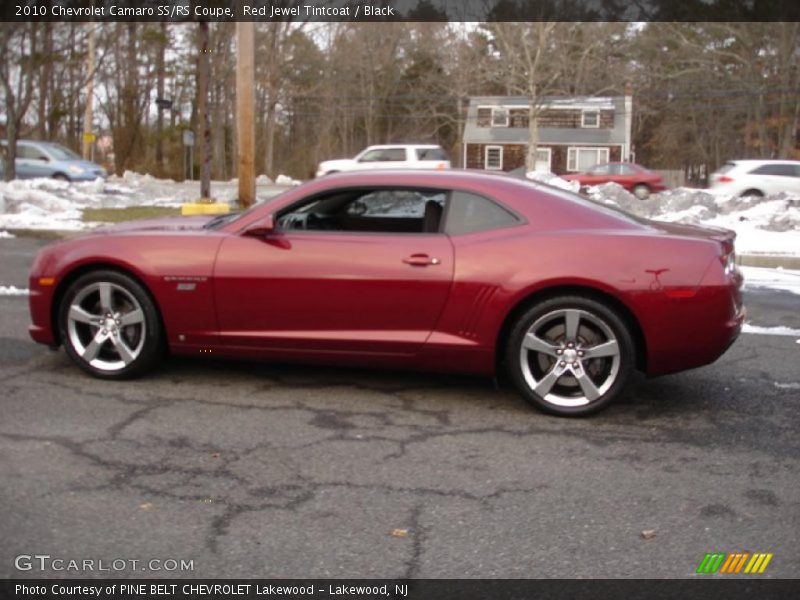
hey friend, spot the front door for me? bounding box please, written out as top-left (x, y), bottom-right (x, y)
top-left (213, 188), bottom-right (454, 355)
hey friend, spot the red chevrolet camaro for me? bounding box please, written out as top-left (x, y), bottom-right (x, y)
top-left (28, 170), bottom-right (744, 416)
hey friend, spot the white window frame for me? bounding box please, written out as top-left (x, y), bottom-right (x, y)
top-left (485, 145), bottom-right (503, 170)
top-left (581, 110), bottom-right (600, 128)
top-left (491, 107), bottom-right (509, 127)
top-left (567, 147), bottom-right (610, 172)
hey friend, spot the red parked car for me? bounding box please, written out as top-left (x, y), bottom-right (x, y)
top-left (28, 170), bottom-right (743, 416)
top-left (562, 162), bottom-right (667, 199)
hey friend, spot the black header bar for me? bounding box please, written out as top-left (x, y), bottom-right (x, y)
top-left (3, 0), bottom-right (800, 22)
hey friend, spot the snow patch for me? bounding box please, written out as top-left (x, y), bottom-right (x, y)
top-left (742, 324), bottom-right (800, 337)
top-left (0, 230), bottom-right (15, 238)
top-left (0, 285), bottom-right (29, 296)
top-left (741, 266), bottom-right (800, 296)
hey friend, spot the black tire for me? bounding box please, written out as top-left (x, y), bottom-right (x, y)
top-left (58, 270), bottom-right (164, 379)
top-left (52, 173), bottom-right (70, 182)
top-left (632, 184), bottom-right (651, 200)
top-left (740, 189), bottom-right (764, 198)
top-left (505, 296), bottom-right (635, 417)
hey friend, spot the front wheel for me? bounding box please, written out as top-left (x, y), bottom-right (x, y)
top-left (58, 270), bottom-right (164, 379)
top-left (506, 296), bottom-right (635, 416)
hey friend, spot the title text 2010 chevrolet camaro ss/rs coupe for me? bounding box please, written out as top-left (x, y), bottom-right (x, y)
top-left (28, 170), bottom-right (745, 416)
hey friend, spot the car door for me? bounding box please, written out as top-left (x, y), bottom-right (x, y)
top-left (16, 143), bottom-right (54, 179)
top-left (212, 187), bottom-right (454, 355)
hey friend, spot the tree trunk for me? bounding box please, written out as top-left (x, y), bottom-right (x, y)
top-left (197, 21), bottom-right (212, 199)
top-left (155, 22), bottom-right (166, 175)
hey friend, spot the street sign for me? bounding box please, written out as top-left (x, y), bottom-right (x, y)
top-left (182, 130), bottom-right (195, 146)
top-left (83, 132), bottom-right (96, 143)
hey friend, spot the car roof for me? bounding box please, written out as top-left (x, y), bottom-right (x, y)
top-left (725, 159), bottom-right (800, 165)
top-left (363, 144), bottom-right (442, 150)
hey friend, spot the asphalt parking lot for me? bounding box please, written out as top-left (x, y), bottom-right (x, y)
top-left (1, 236), bottom-right (798, 579)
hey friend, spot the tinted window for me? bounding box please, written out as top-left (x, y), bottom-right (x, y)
top-left (278, 188), bottom-right (446, 234)
top-left (382, 148), bottom-right (407, 162)
top-left (444, 191), bottom-right (519, 235)
top-left (416, 147), bottom-right (447, 161)
top-left (750, 163), bottom-right (798, 177)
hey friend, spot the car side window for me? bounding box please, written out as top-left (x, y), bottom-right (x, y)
top-left (277, 188), bottom-right (447, 234)
top-left (444, 190), bottom-right (520, 235)
top-left (18, 145), bottom-right (47, 161)
top-left (382, 148), bottom-right (407, 162)
top-left (751, 164), bottom-right (797, 177)
top-left (358, 150), bottom-right (384, 163)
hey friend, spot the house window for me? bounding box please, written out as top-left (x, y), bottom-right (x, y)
top-left (567, 147), bottom-right (610, 172)
top-left (491, 108), bottom-right (509, 127)
top-left (485, 146), bottom-right (503, 170)
top-left (581, 110), bottom-right (600, 128)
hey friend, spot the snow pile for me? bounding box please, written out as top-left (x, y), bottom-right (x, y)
top-left (0, 285), bottom-right (29, 296)
top-left (0, 179), bottom-right (87, 230)
top-left (0, 230), bottom-right (15, 238)
top-left (526, 170), bottom-right (581, 193)
top-left (275, 174), bottom-right (301, 186)
top-left (256, 174), bottom-right (273, 185)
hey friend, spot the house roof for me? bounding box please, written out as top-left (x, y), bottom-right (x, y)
top-left (463, 95), bottom-right (630, 146)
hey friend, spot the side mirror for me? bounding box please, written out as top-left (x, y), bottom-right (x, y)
top-left (243, 214), bottom-right (275, 237)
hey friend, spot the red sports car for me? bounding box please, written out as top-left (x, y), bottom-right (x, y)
top-left (562, 162), bottom-right (667, 199)
top-left (28, 170), bottom-right (744, 416)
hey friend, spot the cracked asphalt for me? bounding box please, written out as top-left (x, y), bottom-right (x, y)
top-left (1, 237), bottom-right (799, 579)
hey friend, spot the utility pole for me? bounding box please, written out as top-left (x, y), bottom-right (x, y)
top-left (197, 21), bottom-right (212, 199)
top-left (236, 20), bottom-right (256, 208)
top-left (82, 24), bottom-right (95, 161)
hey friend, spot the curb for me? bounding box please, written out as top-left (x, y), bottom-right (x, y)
top-left (738, 254), bottom-right (800, 270)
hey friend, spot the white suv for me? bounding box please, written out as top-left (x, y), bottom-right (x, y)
top-left (709, 159), bottom-right (800, 197)
top-left (316, 144), bottom-right (450, 177)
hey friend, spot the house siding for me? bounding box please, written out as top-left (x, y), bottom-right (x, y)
top-left (467, 143), bottom-right (623, 174)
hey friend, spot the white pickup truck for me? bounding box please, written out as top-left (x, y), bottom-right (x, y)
top-left (316, 144), bottom-right (450, 177)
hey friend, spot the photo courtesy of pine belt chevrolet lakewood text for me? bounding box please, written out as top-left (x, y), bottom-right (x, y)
top-left (28, 170), bottom-right (745, 416)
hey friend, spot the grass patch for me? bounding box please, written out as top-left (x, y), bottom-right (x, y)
top-left (82, 206), bottom-right (181, 223)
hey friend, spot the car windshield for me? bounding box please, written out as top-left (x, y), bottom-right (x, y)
top-left (203, 189), bottom-right (291, 230)
top-left (41, 143), bottom-right (82, 160)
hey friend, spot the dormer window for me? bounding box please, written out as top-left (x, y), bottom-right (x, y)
top-left (581, 110), bottom-right (600, 128)
top-left (491, 107), bottom-right (509, 127)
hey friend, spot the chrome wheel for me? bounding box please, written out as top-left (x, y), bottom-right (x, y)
top-left (518, 308), bottom-right (622, 408)
top-left (66, 281), bottom-right (146, 372)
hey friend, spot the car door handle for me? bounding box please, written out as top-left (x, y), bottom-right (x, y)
top-left (403, 254), bottom-right (441, 267)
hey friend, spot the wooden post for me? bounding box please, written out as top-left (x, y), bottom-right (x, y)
top-left (236, 21), bottom-right (256, 208)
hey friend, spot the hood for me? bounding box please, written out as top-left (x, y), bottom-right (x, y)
top-left (94, 215), bottom-right (215, 234)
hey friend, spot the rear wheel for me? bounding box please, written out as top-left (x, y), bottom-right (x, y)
top-left (506, 296), bottom-right (635, 416)
top-left (58, 270), bottom-right (163, 379)
top-left (632, 184), bottom-right (651, 199)
top-left (740, 189), bottom-right (764, 198)
top-left (52, 173), bottom-right (70, 182)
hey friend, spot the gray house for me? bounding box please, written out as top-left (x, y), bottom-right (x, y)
top-left (462, 95), bottom-right (633, 174)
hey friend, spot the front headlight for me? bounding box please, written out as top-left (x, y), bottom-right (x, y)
top-left (68, 165), bottom-right (86, 174)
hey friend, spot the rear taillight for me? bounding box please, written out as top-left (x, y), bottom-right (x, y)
top-left (720, 251), bottom-right (737, 276)
top-left (717, 175), bottom-right (734, 183)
